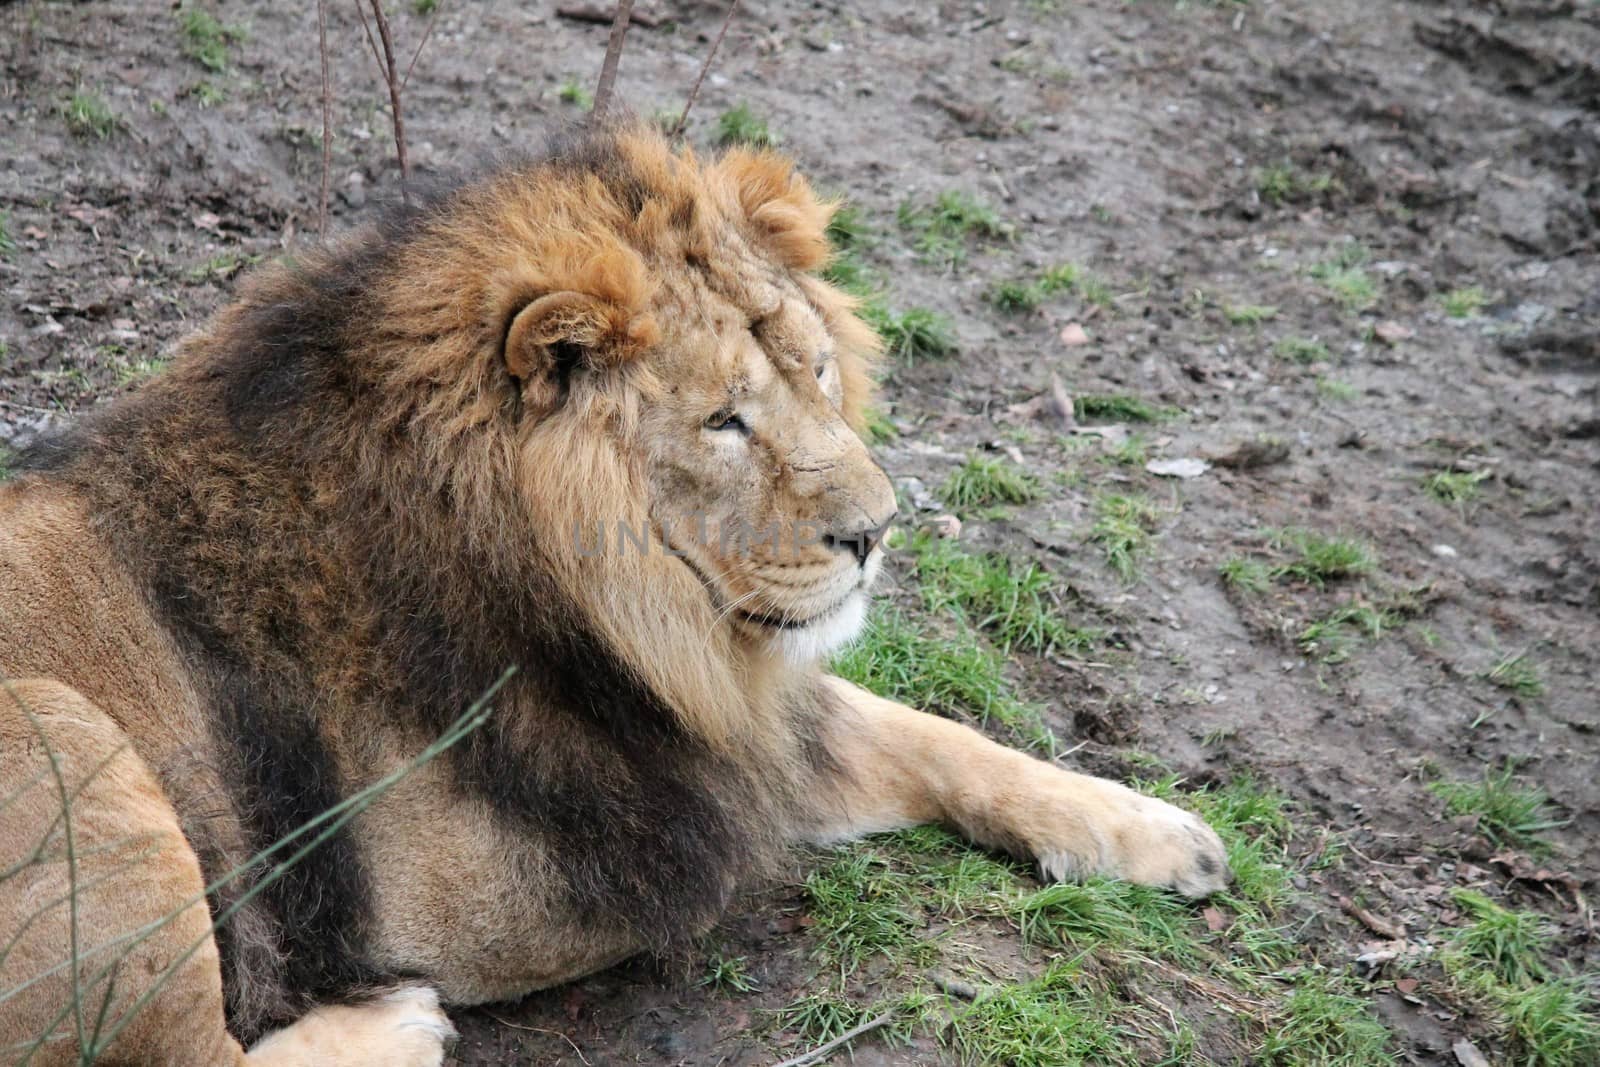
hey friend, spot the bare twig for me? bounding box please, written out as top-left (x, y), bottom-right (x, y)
top-left (481, 1012), bottom-right (593, 1066)
top-left (770, 1010), bottom-right (895, 1067)
top-left (401, 2), bottom-right (441, 92)
top-left (353, 0), bottom-right (410, 201)
top-left (670, 0), bottom-right (740, 138)
top-left (591, 0), bottom-right (634, 120)
top-left (316, 0), bottom-right (333, 238)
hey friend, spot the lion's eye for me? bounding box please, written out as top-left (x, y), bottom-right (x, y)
top-left (705, 409), bottom-right (748, 433)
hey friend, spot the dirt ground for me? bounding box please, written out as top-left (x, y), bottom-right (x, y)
top-left (3, 0), bottom-right (1597, 1064)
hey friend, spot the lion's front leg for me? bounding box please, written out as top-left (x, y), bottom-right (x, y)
top-left (806, 676), bottom-right (1231, 898)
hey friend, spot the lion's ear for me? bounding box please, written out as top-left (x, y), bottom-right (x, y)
top-left (502, 290), bottom-right (660, 412)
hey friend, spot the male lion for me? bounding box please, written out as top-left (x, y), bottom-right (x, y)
top-left (0, 123), bottom-right (1228, 1065)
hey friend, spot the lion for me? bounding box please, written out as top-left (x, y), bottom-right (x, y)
top-left (0, 122), bottom-right (1229, 1065)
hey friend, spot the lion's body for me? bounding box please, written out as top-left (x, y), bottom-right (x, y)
top-left (0, 125), bottom-right (1228, 1066)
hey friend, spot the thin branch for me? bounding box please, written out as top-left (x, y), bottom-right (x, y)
top-left (353, 0), bottom-right (410, 201)
top-left (401, 1), bottom-right (441, 93)
top-left (591, 0), bottom-right (634, 121)
top-left (317, 0), bottom-right (333, 238)
top-left (770, 1010), bottom-right (895, 1067)
top-left (671, 0), bottom-right (740, 139)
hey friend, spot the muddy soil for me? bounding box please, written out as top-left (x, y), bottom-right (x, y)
top-left (3, 1), bottom-right (1597, 1064)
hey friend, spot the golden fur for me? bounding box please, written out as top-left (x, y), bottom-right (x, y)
top-left (0, 123), bottom-right (1229, 1065)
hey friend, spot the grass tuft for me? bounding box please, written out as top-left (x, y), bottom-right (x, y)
top-left (556, 78), bottom-right (593, 110)
top-left (1429, 764), bottom-right (1565, 852)
top-left (178, 9), bottom-right (242, 73)
top-left (1276, 336), bottom-right (1332, 364)
top-left (700, 952), bottom-right (759, 994)
top-left (939, 454), bottom-right (1042, 510)
top-left (862, 304), bottom-right (957, 364)
top-left (63, 91), bottom-right (119, 139)
top-left (907, 531), bottom-right (1098, 655)
top-left (1310, 243), bottom-right (1378, 311)
top-left (1267, 528), bottom-right (1376, 587)
top-left (945, 959), bottom-right (1132, 1067)
top-left (1225, 304), bottom-right (1278, 325)
top-left (1074, 394), bottom-right (1170, 423)
top-left (1423, 468), bottom-right (1490, 507)
top-left (716, 102), bottom-right (776, 147)
top-left (898, 190), bottom-right (1012, 267)
top-left (1441, 286), bottom-right (1487, 319)
top-left (1090, 494), bottom-right (1159, 582)
top-left (1481, 650), bottom-right (1544, 699)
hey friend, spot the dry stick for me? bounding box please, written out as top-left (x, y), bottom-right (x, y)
top-left (316, 0), bottom-right (333, 238)
top-left (401, 1), bottom-right (441, 92)
top-left (590, 0), bottom-right (633, 120)
top-left (353, 0), bottom-right (410, 202)
top-left (770, 1010), bottom-right (895, 1067)
top-left (670, 0), bottom-right (740, 139)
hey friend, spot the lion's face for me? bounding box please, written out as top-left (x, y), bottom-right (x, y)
top-left (637, 261), bottom-right (897, 664)
top-left (479, 127), bottom-right (897, 665)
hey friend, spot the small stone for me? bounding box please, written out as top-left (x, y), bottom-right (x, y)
top-left (1431, 544), bottom-right (1458, 559)
top-left (1374, 321), bottom-right (1414, 345)
top-left (1145, 457), bottom-right (1209, 479)
top-left (1059, 322), bottom-right (1090, 346)
top-left (930, 514), bottom-right (962, 539)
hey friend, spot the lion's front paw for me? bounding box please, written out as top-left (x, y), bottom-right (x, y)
top-left (1023, 777), bottom-right (1232, 899)
top-left (248, 985), bottom-right (456, 1067)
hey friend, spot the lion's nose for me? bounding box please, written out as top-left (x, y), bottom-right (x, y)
top-left (823, 514), bottom-right (895, 566)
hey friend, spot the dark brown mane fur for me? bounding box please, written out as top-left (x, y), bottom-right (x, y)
top-left (11, 122), bottom-right (848, 1039)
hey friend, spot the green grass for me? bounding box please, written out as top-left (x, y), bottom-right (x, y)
top-left (1481, 650), bottom-right (1544, 699)
top-left (826, 202), bottom-right (870, 251)
top-left (1256, 163), bottom-right (1336, 206)
top-left (1219, 557), bottom-right (1272, 594)
top-left (1445, 890), bottom-right (1551, 986)
top-left (1225, 304), bottom-right (1278, 325)
top-left (63, 91), bottom-right (118, 139)
top-left (804, 849), bottom-right (933, 978)
top-left (1074, 394), bottom-right (1170, 423)
top-left (831, 606), bottom-right (1053, 750)
top-left (1429, 764), bottom-right (1565, 852)
top-left (906, 531), bottom-right (1099, 655)
top-left (862, 304), bottom-right (956, 364)
top-left (1441, 890), bottom-right (1600, 1066)
top-left (188, 80), bottom-right (227, 108)
top-left (945, 959), bottom-right (1133, 1067)
top-left (775, 991), bottom-right (873, 1044)
top-left (1276, 336), bottom-right (1333, 363)
top-left (178, 9), bottom-right (242, 73)
top-left (1423, 468), bottom-right (1491, 507)
top-left (414, 0), bottom-right (439, 13)
top-left (1310, 244), bottom-right (1378, 311)
top-left (766, 775), bottom-right (1399, 1065)
top-left (1268, 528), bottom-right (1376, 587)
top-left (556, 78), bottom-right (592, 110)
top-left (898, 190), bottom-right (1012, 267)
top-left (1100, 433), bottom-right (1149, 467)
top-left (716, 102), bottom-right (776, 147)
top-left (1318, 377), bottom-right (1358, 402)
top-left (1260, 972), bottom-right (1395, 1065)
top-left (987, 262), bottom-right (1088, 312)
top-left (0, 211), bottom-right (14, 256)
top-left (700, 952), bottom-right (759, 994)
top-left (1090, 493), bottom-right (1159, 582)
top-left (1299, 603), bottom-right (1399, 664)
top-left (939, 454), bottom-right (1042, 510)
top-left (1442, 286), bottom-right (1487, 319)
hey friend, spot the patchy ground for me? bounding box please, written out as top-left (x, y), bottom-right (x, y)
top-left (3, 0), bottom-right (1598, 1063)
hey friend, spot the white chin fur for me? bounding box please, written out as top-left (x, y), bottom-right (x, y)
top-left (776, 589), bottom-right (868, 665)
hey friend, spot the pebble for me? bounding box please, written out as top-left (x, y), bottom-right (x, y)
top-left (1431, 544), bottom-right (1458, 559)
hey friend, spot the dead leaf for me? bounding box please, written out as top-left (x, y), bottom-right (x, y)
top-left (930, 514), bottom-right (962, 540)
top-left (1059, 322), bottom-right (1090, 346)
top-left (1145, 457), bottom-right (1210, 479)
top-left (1338, 895), bottom-right (1405, 940)
top-left (1395, 977), bottom-right (1420, 995)
top-left (1374, 321), bottom-right (1415, 345)
top-left (1209, 438), bottom-right (1290, 470)
top-left (192, 211), bottom-right (224, 235)
top-left (1202, 906), bottom-right (1228, 933)
top-left (1452, 1038), bottom-right (1491, 1067)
